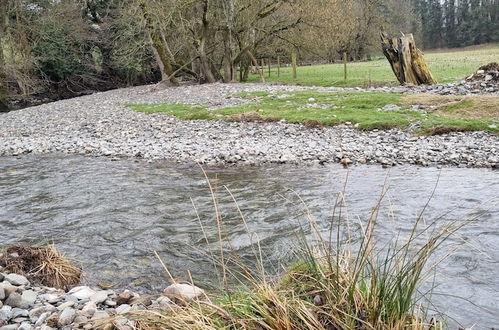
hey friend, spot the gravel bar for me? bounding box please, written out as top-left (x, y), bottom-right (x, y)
top-left (0, 83), bottom-right (498, 168)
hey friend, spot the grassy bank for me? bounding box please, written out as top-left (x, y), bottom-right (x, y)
top-left (246, 44), bottom-right (499, 87)
top-left (128, 91), bottom-right (499, 135)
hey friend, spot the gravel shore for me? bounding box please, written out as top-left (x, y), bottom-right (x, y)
top-left (0, 83), bottom-right (497, 168)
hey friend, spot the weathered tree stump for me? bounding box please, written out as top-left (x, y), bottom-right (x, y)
top-left (381, 33), bottom-right (437, 86)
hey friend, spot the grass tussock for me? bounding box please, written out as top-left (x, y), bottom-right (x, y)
top-left (0, 244), bottom-right (82, 290)
top-left (111, 172), bottom-right (468, 330)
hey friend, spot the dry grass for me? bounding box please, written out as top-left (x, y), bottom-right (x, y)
top-left (0, 244), bottom-right (82, 290)
top-left (402, 94), bottom-right (499, 120)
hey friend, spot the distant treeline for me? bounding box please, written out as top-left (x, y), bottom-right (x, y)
top-left (413, 0), bottom-right (499, 49)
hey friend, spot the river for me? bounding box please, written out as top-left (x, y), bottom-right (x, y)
top-left (0, 154), bottom-right (497, 327)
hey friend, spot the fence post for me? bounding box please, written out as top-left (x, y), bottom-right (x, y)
top-left (343, 52), bottom-right (348, 81)
top-left (292, 53), bottom-right (297, 80)
top-left (277, 56), bottom-right (280, 77)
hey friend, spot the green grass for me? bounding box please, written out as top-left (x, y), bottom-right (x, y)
top-left (127, 91), bottom-right (499, 134)
top-left (127, 103), bottom-right (215, 120)
top-left (247, 44), bottom-right (499, 87)
top-left (215, 91), bottom-right (498, 134)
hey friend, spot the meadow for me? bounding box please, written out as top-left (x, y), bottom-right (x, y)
top-left (246, 44), bottom-right (499, 87)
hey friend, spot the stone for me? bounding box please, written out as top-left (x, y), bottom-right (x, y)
top-left (29, 305), bottom-right (57, 323)
top-left (67, 286), bottom-right (96, 300)
top-left (4, 292), bottom-right (23, 308)
top-left (58, 307), bottom-right (76, 326)
top-left (18, 322), bottom-right (32, 330)
top-left (382, 104), bottom-right (401, 111)
top-left (4, 274), bottom-right (29, 286)
top-left (57, 301), bottom-right (75, 311)
top-left (0, 307), bottom-right (13, 322)
top-left (80, 302), bottom-right (97, 317)
top-left (115, 304), bottom-right (131, 314)
top-left (0, 282), bottom-right (18, 297)
top-left (0, 325), bottom-right (18, 330)
top-left (0, 288), bottom-right (4, 301)
top-left (163, 283), bottom-right (205, 301)
top-left (91, 310), bottom-right (110, 320)
top-left (90, 290), bottom-right (108, 304)
top-left (11, 308), bottom-right (28, 319)
top-left (116, 291), bottom-right (134, 305)
top-left (21, 290), bottom-right (38, 305)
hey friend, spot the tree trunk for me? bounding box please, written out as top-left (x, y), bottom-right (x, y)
top-left (141, 1), bottom-right (180, 86)
top-left (381, 33), bottom-right (437, 85)
top-left (0, 1), bottom-right (8, 109)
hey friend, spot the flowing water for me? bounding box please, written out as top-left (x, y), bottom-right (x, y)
top-left (0, 155), bottom-right (498, 327)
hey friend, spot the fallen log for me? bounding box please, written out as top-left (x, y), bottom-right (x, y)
top-left (381, 32), bottom-right (437, 86)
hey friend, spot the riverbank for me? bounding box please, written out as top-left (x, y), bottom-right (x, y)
top-left (0, 83), bottom-right (497, 168)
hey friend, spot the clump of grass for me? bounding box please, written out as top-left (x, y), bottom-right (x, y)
top-left (113, 172), bottom-right (469, 330)
top-left (0, 244), bottom-right (82, 289)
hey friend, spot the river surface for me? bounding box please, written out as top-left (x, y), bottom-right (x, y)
top-left (0, 155), bottom-right (498, 328)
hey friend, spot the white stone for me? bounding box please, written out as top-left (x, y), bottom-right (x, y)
top-left (115, 304), bottom-right (131, 314)
top-left (80, 302), bottom-right (97, 317)
top-left (67, 286), bottom-right (96, 300)
top-left (90, 290), bottom-right (108, 304)
top-left (163, 283), bottom-right (205, 301)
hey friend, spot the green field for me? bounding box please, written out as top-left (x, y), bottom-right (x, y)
top-left (129, 91), bottom-right (499, 135)
top-left (247, 44), bottom-right (499, 87)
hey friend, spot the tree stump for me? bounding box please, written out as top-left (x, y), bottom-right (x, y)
top-left (381, 33), bottom-right (437, 86)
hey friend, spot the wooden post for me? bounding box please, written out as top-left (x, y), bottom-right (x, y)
top-left (260, 59), bottom-right (265, 79)
top-left (268, 58), bottom-right (271, 77)
top-left (277, 56), bottom-right (280, 77)
top-left (343, 52), bottom-right (348, 81)
top-left (291, 53), bottom-right (297, 80)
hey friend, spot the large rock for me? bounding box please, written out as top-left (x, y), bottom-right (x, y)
top-left (67, 286), bottom-right (96, 300)
top-left (21, 290), bottom-right (37, 306)
top-left (4, 292), bottom-right (23, 308)
top-left (0, 306), bottom-right (13, 322)
top-left (4, 274), bottom-right (29, 286)
top-left (90, 290), bottom-right (108, 304)
top-left (58, 307), bottom-right (76, 327)
top-left (163, 283), bottom-right (205, 301)
top-left (0, 282), bottom-right (18, 297)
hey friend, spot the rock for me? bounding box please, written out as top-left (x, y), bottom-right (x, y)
top-left (33, 312), bottom-right (51, 326)
top-left (163, 283), bottom-right (205, 301)
top-left (0, 282), bottom-right (18, 297)
top-left (11, 308), bottom-right (28, 319)
top-left (29, 305), bottom-right (57, 323)
top-left (67, 286), bottom-right (96, 300)
top-left (4, 274), bottom-right (29, 286)
top-left (115, 304), bottom-right (131, 314)
top-left (0, 325), bottom-right (18, 330)
top-left (0, 288), bottom-right (4, 301)
top-left (21, 290), bottom-right (37, 306)
top-left (91, 310), bottom-right (110, 320)
top-left (58, 307), bottom-right (76, 326)
top-left (80, 302), bottom-right (97, 317)
top-left (4, 292), bottom-right (23, 308)
top-left (0, 307), bottom-right (13, 322)
top-left (116, 291), bottom-right (134, 305)
top-left (382, 104), bottom-right (401, 111)
top-left (90, 290), bottom-right (108, 304)
top-left (18, 322), bottom-right (32, 330)
top-left (56, 301), bottom-right (75, 311)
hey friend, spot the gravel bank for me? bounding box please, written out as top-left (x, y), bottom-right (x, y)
top-left (0, 83), bottom-right (497, 168)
